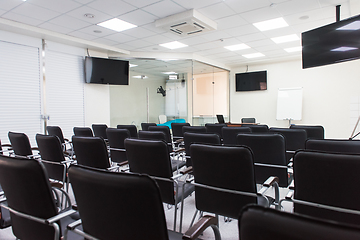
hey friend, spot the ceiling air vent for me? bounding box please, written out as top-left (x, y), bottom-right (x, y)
top-left (155, 9), bottom-right (217, 36)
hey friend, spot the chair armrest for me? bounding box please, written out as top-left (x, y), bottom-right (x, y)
top-left (262, 176), bottom-right (279, 187)
top-left (180, 166), bottom-right (193, 175)
top-left (116, 161), bottom-right (128, 167)
top-left (109, 147), bottom-right (126, 152)
top-left (173, 147), bottom-right (185, 153)
top-left (183, 215), bottom-right (220, 240)
top-left (286, 189), bottom-right (294, 200)
top-left (172, 173), bottom-right (183, 180)
top-left (46, 209), bottom-right (77, 224)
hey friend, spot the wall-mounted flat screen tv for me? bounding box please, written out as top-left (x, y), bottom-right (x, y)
top-left (235, 71), bottom-right (267, 91)
top-left (85, 56), bottom-right (129, 85)
top-left (302, 14), bottom-right (360, 69)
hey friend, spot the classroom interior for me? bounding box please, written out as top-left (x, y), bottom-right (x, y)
top-left (1, 0), bottom-right (360, 239)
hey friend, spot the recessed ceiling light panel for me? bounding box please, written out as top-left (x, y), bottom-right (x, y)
top-left (253, 17), bottom-right (288, 31)
top-left (224, 43), bottom-right (250, 51)
top-left (159, 41), bottom-right (188, 49)
top-left (271, 34), bottom-right (299, 44)
top-left (97, 18), bottom-right (137, 32)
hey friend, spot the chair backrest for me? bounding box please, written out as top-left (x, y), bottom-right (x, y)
top-left (290, 125), bottom-right (324, 139)
top-left (305, 139), bottom-right (360, 154)
top-left (239, 205), bottom-right (360, 240)
top-left (46, 126), bottom-right (65, 144)
top-left (106, 128), bottom-right (130, 163)
top-left (8, 131), bottom-right (33, 157)
top-left (269, 127), bottom-right (307, 161)
top-left (141, 122), bottom-right (157, 131)
top-left (241, 118), bottom-right (256, 123)
top-left (117, 124), bottom-right (138, 138)
top-left (36, 134), bottom-right (66, 182)
top-left (73, 127), bottom-right (93, 137)
top-left (139, 130), bottom-right (166, 141)
top-left (183, 132), bottom-right (221, 166)
top-left (205, 123), bottom-right (227, 138)
top-left (171, 122), bottom-right (190, 138)
top-left (190, 144), bottom-right (257, 219)
top-left (148, 126), bottom-right (172, 144)
top-left (159, 114), bottom-right (167, 124)
top-left (293, 150), bottom-right (360, 225)
top-left (68, 165), bottom-right (169, 240)
top-left (0, 155), bottom-right (59, 240)
top-left (236, 133), bottom-right (288, 187)
top-left (222, 126), bottom-right (251, 145)
top-left (72, 136), bottom-right (110, 169)
top-left (124, 138), bottom-right (174, 205)
top-left (92, 124), bottom-right (108, 139)
top-left (182, 126), bottom-right (207, 135)
top-left (247, 124), bottom-right (269, 132)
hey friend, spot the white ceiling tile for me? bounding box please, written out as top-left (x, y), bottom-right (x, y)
top-left (179, 36), bottom-right (208, 46)
top-left (73, 0), bottom-right (95, 4)
top-left (87, 0), bottom-right (137, 17)
top-left (103, 32), bottom-right (136, 43)
top-left (171, 0), bottom-right (223, 10)
top-left (78, 24), bottom-right (117, 37)
top-left (0, 9), bottom-right (6, 15)
top-left (121, 0), bottom-right (162, 8)
top-left (247, 39), bottom-right (275, 48)
top-left (275, 0), bottom-right (321, 16)
top-left (0, 1), bottom-right (25, 11)
top-left (91, 37), bottom-right (118, 46)
top-left (142, 0), bottom-right (186, 18)
top-left (216, 15), bottom-right (248, 30)
top-left (254, 44), bottom-right (282, 52)
top-left (9, 3), bottom-right (61, 22)
top-left (197, 2), bottom-right (237, 20)
top-left (125, 39), bottom-right (153, 49)
top-left (66, 5), bottom-right (113, 24)
top-left (48, 15), bottom-right (91, 31)
top-left (119, 9), bottom-right (158, 26)
top-left (142, 22), bottom-right (168, 34)
top-left (38, 22), bottom-right (73, 34)
top-left (190, 41), bottom-right (219, 51)
top-left (223, 24), bottom-right (259, 37)
top-left (1, 12), bottom-right (43, 26)
top-left (223, 0), bottom-right (272, 14)
top-left (29, 0), bottom-right (82, 13)
top-left (237, 32), bottom-right (268, 43)
top-left (67, 30), bottom-right (97, 40)
top-left (144, 34), bottom-right (173, 44)
top-left (240, 6), bottom-right (282, 23)
top-left (122, 27), bottom-right (157, 39)
top-left (216, 37), bottom-right (244, 47)
top-left (200, 30), bottom-right (232, 42)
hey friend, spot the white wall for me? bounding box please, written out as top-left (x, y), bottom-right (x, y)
top-left (230, 58), bottom-right (360, 139)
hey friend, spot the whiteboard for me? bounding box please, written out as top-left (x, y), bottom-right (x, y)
top-left (276, 87), bottom-right (303, 120)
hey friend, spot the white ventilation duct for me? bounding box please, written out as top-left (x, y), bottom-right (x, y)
top-left (155, 9), bottom-right (217, 36)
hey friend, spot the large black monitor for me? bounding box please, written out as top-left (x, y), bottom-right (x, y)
top-left (235, 71), bottom-right (267, 92)
top-left (85, 56), bottom-right (129, 85)
top-left (302, 14), bottom-right (360, 69)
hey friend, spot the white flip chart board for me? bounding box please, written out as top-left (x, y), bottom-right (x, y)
top-left (276, 87), bottom-right (303, 120)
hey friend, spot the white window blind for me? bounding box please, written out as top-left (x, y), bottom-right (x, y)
top-left (46, 50), bottom-right (85, 140)
top-left (0, 40), bottom-right (41, 145)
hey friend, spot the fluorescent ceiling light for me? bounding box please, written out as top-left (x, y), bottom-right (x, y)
top-left (242, 53), bottom-right (265, 59)
top-left (97, 18), bottom-right (137, 32)
top-left (331, 46), bottom-right (358, 52)
top-left (162, 72), bottom-right (177, 74)
top-left (224, 43), bottom-right (250, 51)
top-left (129, 64), bottom-right (137, 68)
top-left (284, 46), bottom-right (302, 52)
top-left (133, 75), bottom-right (148, 79)
top-left (337, 21), bottom-right (360, 30)
top-left (169, 75), bottom-right (178, 80)
top-left (159, 41), bottom-right (188, 49)
top-left (253, 17), bottom-right (288, 31)
top-left (272, 34), bottom-right (299, 44)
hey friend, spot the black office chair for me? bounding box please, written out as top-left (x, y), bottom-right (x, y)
top-left (241, 118), bottom-right (256, 123)
top-left (91, 124), bottom-right (108, 140)
top-left (105, 128), bottom-right (130, 165)
top-left (305, 139), bottom-right (360, 154)
top-left (205, 123), bottom-right (226, 139)
top-left (36, 134), bottom-right (73, 191)
top-left (171, 122), bottom-right (190, 141)
top-left (189, 144), bottom-right (279, 229)
top-left (8, 131), bottom-right (39, 158)
top-left (124, 138), bottom-right (195, 232)
top-left (183, 132), bottom-right (220, 167)
top-left (237, 133), bottom-right (290, 187)
top-left (138, 130), bottom-right (186, 172)
top-left (283, 150), bottom-right (360, 226)
top-left (247, 124), bottom-right (269, 132)
top-left (239, 205), bottom-right (360, 240)
top-left (73, 127), bottom-right (93, 137)
top-left (67, 164), bottom-right (220, 240)
top-left (117, 124), bottom-right (138, 138)
top-left (222, 126), bottom-right (251, 145)
top-left (46, 126), bottom-right (73, 156)
top-left (182, 126), bottom-right (207, 135)
top-left (141, 122), bottom-right (157, 131)
top-left (148, 126), bottom-right (173, 148)
top-left (269, 127), bottom-right (307, 162)
top-left (290, 124), bottom-right (324, 139)
top-left (0, 155), bottom-right (80, 240)
top-left (72, 136), bottom-right (115, 170)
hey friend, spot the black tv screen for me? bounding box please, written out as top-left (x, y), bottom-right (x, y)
top-left (302, 14), bottom-right (360, 69)
top-left (235, 71), bottom-right (267, 92)
top-left (85, 56), bottom-right (129, 85)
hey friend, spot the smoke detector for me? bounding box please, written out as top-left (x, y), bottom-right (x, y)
top-left (155, 9), bottom-right (217, 36)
